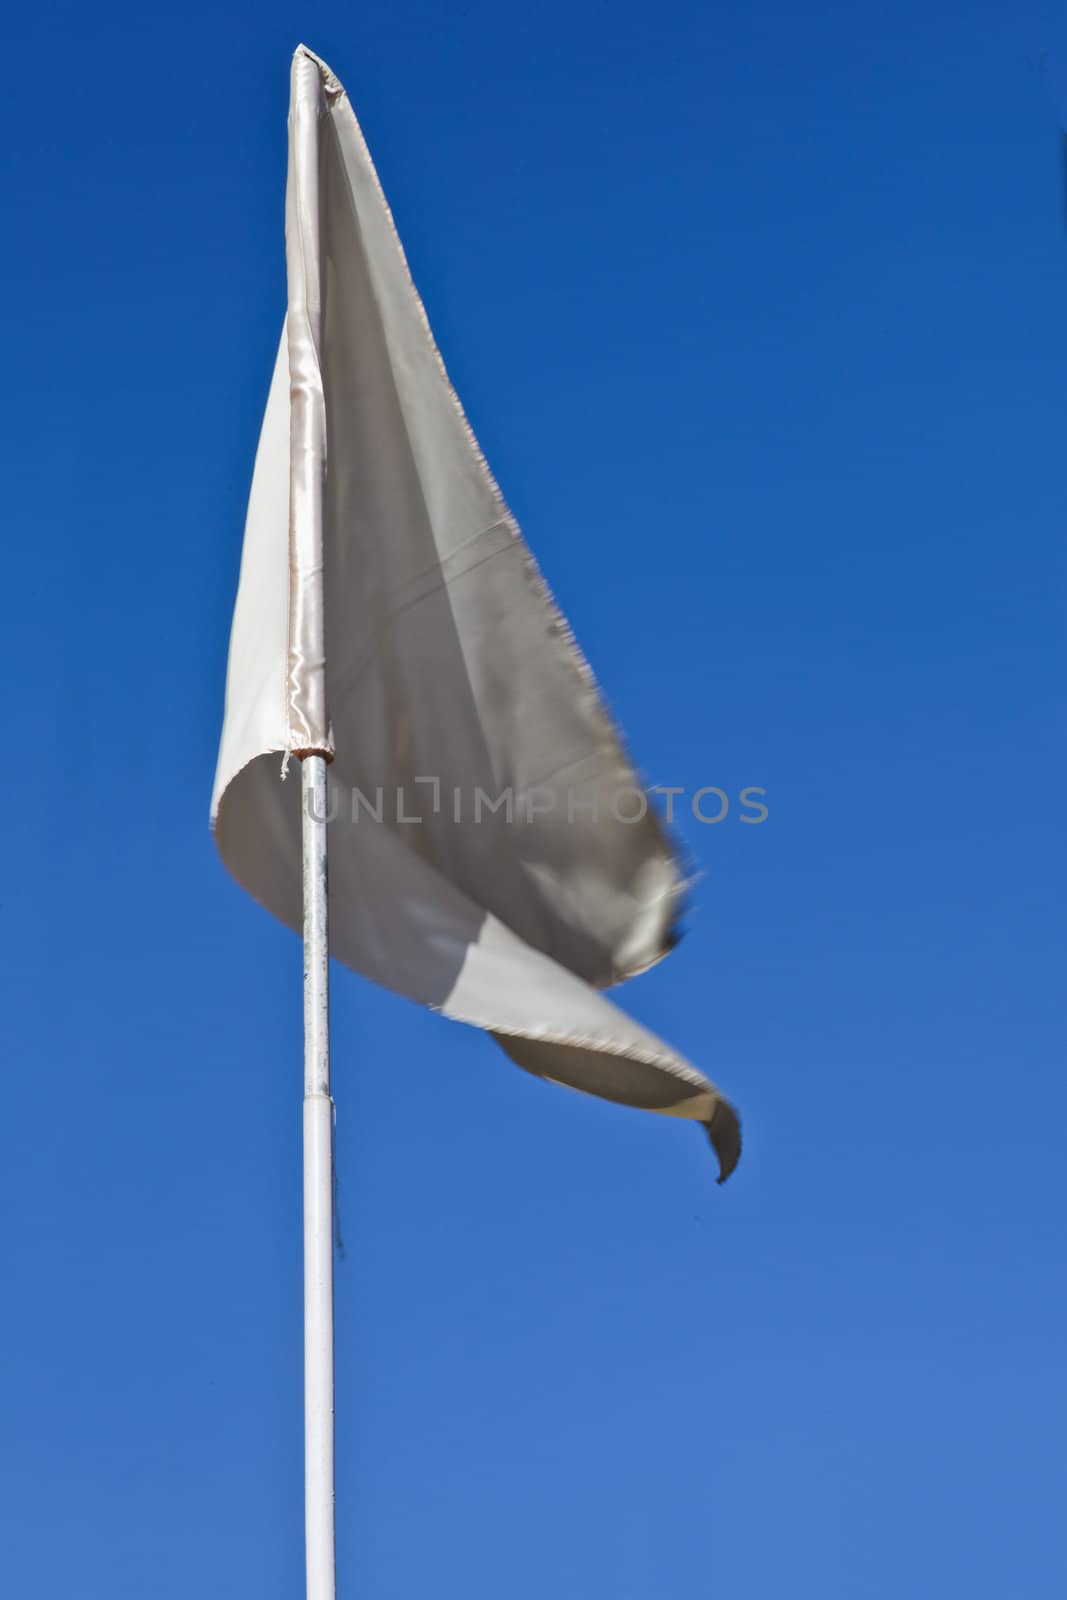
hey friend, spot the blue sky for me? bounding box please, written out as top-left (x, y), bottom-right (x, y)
top-left (3, 0), bottom-right (1066, 1594)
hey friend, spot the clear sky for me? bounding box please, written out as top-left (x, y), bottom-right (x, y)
top-left (3, 1), bottom-right (1065, 1594)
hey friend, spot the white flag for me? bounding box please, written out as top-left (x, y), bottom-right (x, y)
top-left (212, 46), bottom-right (740, 1180)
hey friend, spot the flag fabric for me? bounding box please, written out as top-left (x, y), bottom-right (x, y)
top-left (212, 45), bottom-right (740, 1181)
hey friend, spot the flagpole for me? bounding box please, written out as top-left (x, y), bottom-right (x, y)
top-left (287, 45), bottom-right (336, 1597)
top-left (301, 751), bottom-right (336, 1600)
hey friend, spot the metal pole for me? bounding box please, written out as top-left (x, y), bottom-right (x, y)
top-left (301, 752), bottom-right (336, 1600)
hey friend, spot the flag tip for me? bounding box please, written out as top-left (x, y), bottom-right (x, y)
top-left (706, 1101), bottom-right (742, 1184)
top-left (290, 44), bottom-right (343, 98)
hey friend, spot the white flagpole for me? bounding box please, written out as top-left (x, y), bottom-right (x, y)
top-left (301, 751), bottom-right (336, 1600)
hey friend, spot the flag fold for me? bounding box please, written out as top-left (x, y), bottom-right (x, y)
top-left (212, 45), bottom-right (740, 1180)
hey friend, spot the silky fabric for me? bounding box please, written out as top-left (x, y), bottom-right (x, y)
top-left (212, 45), bottom-right (740, 1180)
